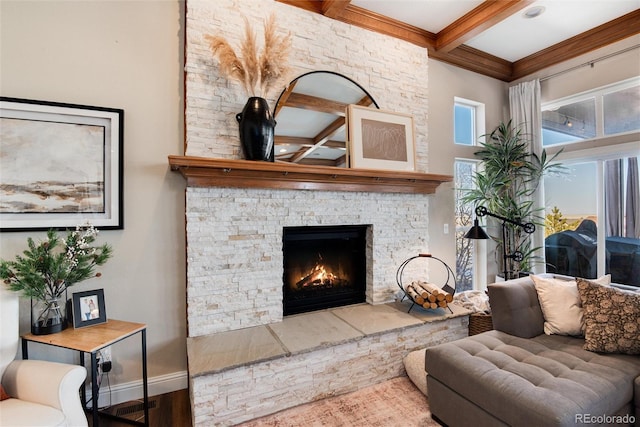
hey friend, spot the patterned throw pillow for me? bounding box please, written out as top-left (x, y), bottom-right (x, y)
top-left (577, 278), bottom-right (640, 355)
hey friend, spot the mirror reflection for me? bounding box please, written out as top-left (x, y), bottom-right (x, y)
top-left (274, 71), bottom-right (379, 167)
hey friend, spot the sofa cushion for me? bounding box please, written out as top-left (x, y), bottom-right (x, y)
top-left (577, 278), bottom-right (640, 355)
top-left (487, 277), bottom-right (544, 338)
top-left (0, 398), bottom-right (67, 426)
top-left (531, 274), bottom-right (610, 336)
top-left (425, 330), bottom-right (640, 427)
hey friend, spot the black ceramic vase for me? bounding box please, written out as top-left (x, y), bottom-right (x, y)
top-left (236, 97), bottom-right (276, 162)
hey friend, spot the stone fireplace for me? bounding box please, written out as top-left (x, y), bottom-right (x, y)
top-left (282, 224), bottom-right (368, 315)
top-left (185, 186), bottom-right (433, 336)
top-left (180, 0), bottom-right (464, 425)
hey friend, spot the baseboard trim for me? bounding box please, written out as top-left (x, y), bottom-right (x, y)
top-left (88, 370), bottom-right (188, 408)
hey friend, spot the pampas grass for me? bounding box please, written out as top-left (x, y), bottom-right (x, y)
top-left (205, 14), bottom-right (292, 98)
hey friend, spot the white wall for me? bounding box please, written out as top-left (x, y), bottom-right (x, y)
top-left (0, 0), bottom-right (188, 397)
top-left (426, 60), bottom-right (508, 285)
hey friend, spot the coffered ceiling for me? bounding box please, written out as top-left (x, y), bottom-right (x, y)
top-left (277, 0), bottom-right (640, 82)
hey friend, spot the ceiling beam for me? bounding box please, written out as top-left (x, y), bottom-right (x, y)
top-left (321, 0), bottom-right (351, 18)
top-left (436, 0), bottom-right (535, 53)
top-left (510, 9), bottom-right (640, 81)
top-left (276, 0), bottom-right (640, 82)
top-left (277, 0), bottom-right (437, 47)
top-left (429, 45), bottom-right (513, 81)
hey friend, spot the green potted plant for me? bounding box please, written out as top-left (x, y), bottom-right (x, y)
top-left (463, 120), bottom-right (564, 279)
top-left (0, 224), bottom-right (112, 335)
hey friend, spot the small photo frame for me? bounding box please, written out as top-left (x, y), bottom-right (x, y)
top-left (71, 289), bottom-right (107, 328)
top-left (347, 104), bottom-right (416, 171)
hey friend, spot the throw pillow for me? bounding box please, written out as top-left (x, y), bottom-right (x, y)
top-left (532, 274), bottom-right (610, 336)
top-left (403, 348), bottom-right (427, 396)
top-left (577, 278), bottom-right (640, 355)
top-left (0, 385), bottom-right (10, 401)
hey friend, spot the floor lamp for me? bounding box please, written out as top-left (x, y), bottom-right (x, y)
top-left (464, 206), bottom-right (536, 280)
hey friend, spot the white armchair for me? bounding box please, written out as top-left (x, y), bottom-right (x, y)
top-left (1, 287), bottom-right (88, 427)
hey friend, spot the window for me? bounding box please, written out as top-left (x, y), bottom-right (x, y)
top-left (544, 162), bottom-right (598, 278)
top-left (542, 98), bottom-right (596, 145)
top-left (455, 159), bottom-right (477, 291)
top-left (454, 98), bottom-right (485, 146)
top-left (542, 77), bottom-right (640, 146)
top-left (454, 97), bottom-right (485, 290)
top-left (541, 78), bottom-right (640, 287)
top-left (603, 85), bottom-right (640, 135)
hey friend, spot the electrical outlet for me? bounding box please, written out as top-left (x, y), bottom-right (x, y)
top-left (101, 346), bottom-right (112, 363)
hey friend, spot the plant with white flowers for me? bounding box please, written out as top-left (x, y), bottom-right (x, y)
top-left (1, 225), bottom-right (112, 322)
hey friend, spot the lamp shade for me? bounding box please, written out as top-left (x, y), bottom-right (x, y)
top-left (464, 219), bottom-right (489, 240)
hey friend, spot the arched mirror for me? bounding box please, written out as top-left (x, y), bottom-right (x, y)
top-left (273, 71), bottom-right (379, 167)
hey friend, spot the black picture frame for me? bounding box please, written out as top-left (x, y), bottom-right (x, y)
top-left (71, 289), bottom-right (107, 328)
top-left (0, 97), bottom-right (124, 231)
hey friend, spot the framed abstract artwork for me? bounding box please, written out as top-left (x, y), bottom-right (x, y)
top-left (0, 97), bottom-right (124, 231)
top-left (347, 104), bottom-right (415, 171)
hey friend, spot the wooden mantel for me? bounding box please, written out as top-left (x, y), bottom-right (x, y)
top-left (168, 155), bottom-right (452, 194)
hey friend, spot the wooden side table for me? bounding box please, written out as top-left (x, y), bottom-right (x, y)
top-left (22, 319), bottom-right (148, 427)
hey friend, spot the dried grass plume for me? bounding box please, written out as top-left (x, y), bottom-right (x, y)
top-left (205, 14), bottom-right (292, 99)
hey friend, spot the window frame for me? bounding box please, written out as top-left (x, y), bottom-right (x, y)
top-left (454, 97), bottom-right (486, 147)
top-left (542, 76), bottom-right (640, 146)
top-left (453, 96), bottom-right (487, 291)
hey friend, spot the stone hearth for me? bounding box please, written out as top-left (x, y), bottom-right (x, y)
top-left (187, 301), bottom-right (470, 425)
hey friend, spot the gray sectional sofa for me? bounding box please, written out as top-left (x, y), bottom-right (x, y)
top-left (425, 275), bottom-right (640, 427)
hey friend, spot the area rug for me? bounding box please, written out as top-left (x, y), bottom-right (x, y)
top-left (238, 376), bottom-right (440, 426)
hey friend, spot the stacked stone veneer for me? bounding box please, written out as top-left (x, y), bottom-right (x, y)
top-left (191, 317), bottom-right (468, 425)
top-left (187, 188), bottom-right (430, 336)
top-left (185, 0), bottom-right (442, 424)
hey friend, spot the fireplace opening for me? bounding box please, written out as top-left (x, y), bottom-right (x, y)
top-left (283, 225), bottom-right (368, 316)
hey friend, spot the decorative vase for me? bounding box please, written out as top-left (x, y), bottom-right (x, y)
top-left (31, 290), bottom-right (68, 335)
top-left (236, 97), bottom-right (276, 162)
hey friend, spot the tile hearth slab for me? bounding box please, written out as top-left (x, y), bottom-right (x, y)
top-left (268, 310), bottom-right (363, 354)
top-left (331, 303), bottom-right (423, 335)
top-left (187, 302), bottom-right (473, 379)
top-left (387, 300), bottom-right (471, 322)
top-left (188, 326), bottom-right (286, 377)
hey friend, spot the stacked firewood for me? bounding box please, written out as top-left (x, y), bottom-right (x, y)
top-left (405, 280), bottom-right (453, 310)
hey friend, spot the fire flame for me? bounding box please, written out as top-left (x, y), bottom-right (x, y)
top-left (300, 263), bottom-right (336, 287)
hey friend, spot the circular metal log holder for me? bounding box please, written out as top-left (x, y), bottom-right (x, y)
top-left (396, 253), bottom-right (457, 314)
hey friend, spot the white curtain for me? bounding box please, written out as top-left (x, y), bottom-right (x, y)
top-left (509, 79), bottom-right (545, 273)
top-left (605, 159), bottom-right (624, 237)
top-left (625, 157), bottom-right (640, 238)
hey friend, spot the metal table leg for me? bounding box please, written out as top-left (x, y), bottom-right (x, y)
top-left (91, 352), bottom-right (99, 426)
top-left (142, 329), bottom-right (149, 426)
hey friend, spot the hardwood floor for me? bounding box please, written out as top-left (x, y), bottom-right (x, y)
top-left (87, 389), bottom-right (191, 427)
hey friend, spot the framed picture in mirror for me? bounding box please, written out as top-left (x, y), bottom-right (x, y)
top-left (347, 105), bottom-right (415, 171)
